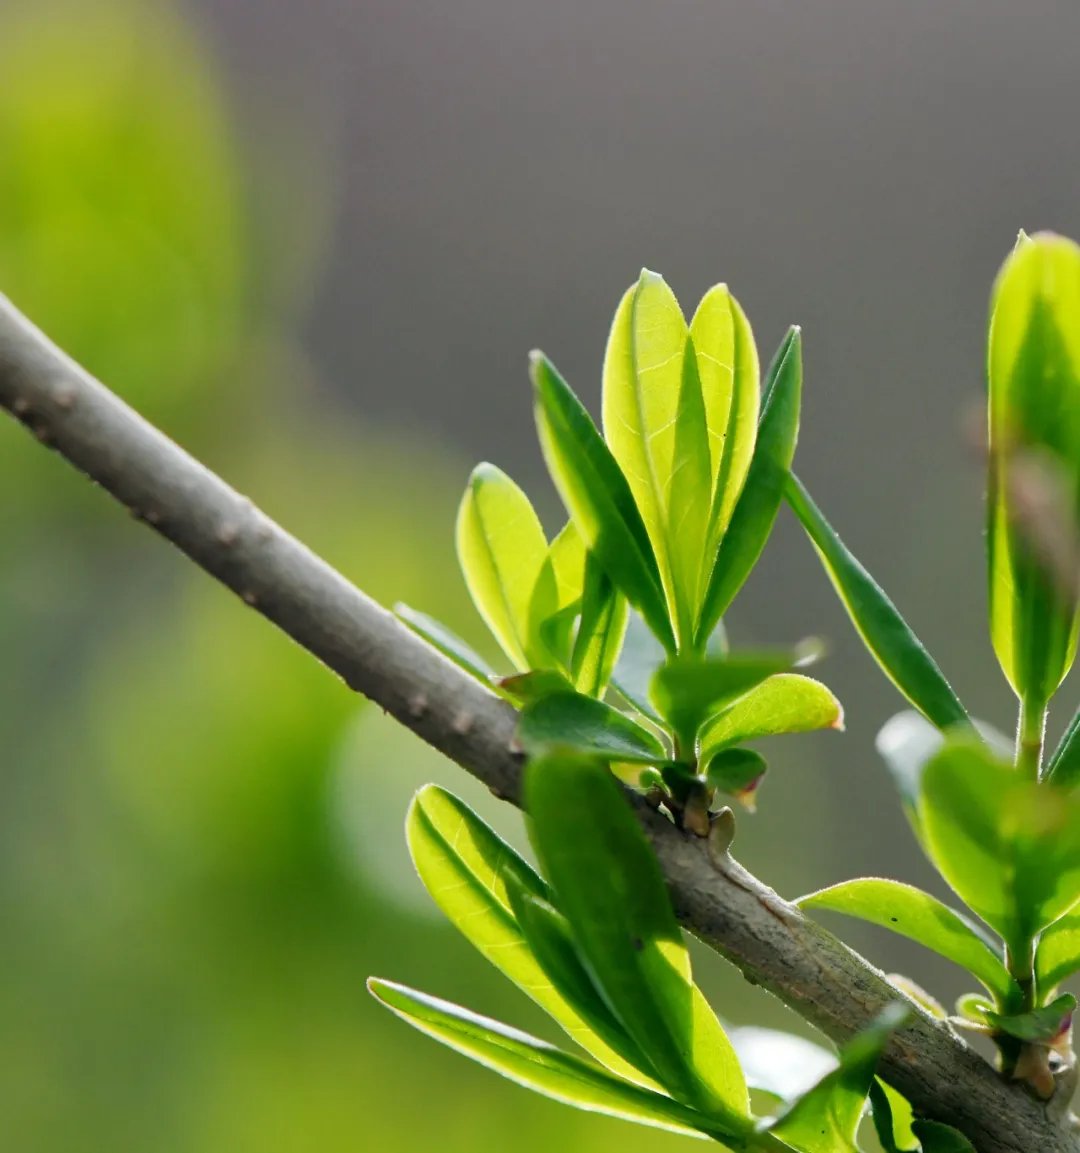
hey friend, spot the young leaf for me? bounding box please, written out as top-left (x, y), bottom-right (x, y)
top-left (797, 878), bottom-right (1015, 1002)
top-left (767, 1003), bottom-right (909, 1153)
top-left (785, 473), bottom-right (970, 731)
top-left (407, 785), bottom-right (646, 1082)
top-left (919, 740), bottom-right (1080, 948)
top-left (981, 993), bottom-right (1076, 1043)
top-left (695, 326), bottom-right (801, 645)
top-left (610, 610), bottom-right (667, 723)
top-left (987, 233), bottom-right (1080, 710)
top-left (571, 551), bottom-right (628, 697)
top-left (1035, 908), bottom-right (1080, 992)
top-left (532, 520), bottom-right (586, 671)
top-left (531, 351), bottom-right (676, 652)
top-left (394, 602), bottom-right (498, 683)
top-left (497, 668), bottom-right (575, 706)
top-left (456, 463), bottom-right (555, 670)
top-left (517, 691), bottom-right (667, 764)
top-left (727, 1026), bottom-right (836, 1104)
top-left (366, 980), bottom-right (714, 1140)
top-left (702, 747), bottom-right (768, 809)
top-left (650, 653), bottom-right (794, 750)
top-left (691, 285), bottom-right (760, 563)
top-left (698, 674), bottom-right (843, 758)
top-left (525, 752), bottom-right (749, 1122)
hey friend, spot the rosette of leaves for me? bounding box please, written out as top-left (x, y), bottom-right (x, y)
top-left (368, 752), bottom-right (944, 1152)
top-left (400, 273), bottom-right (844, 823)
top-left (787, 232), bottom-right (1080, 1095)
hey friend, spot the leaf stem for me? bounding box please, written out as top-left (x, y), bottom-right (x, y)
top-left (1016, 693), bottom-right (1047, 781)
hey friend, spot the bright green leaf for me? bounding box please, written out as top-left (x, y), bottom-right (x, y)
top-left (796, 878), bottom-right (1014, 1002)
top-left (650, 653), bottom-right (794, 750)
top-left (785, 473), bottom-right (969, 731)
top-left (699, 674), bottom-right (843, 758)
top-left (768, 1003), bottom-right (909, 1153)
top-left (696, 326), bottom-right (801, 644)
top-left (366, 979), bottom-right (714, 1140)
top-left (525, 752), bottom-right (749, 1122)
top-left (982, 993), bottom-right (1076, 1043)
top-left (702, 748), bottom-right (767, 807)
top-left (394, 602), bottom-right (497, 683)
top-left (987, 233), bottom-right (1080, 708)
top-left (868, 1079), bottom-right (918, 1153)
top-left (497, 668), bottom-right (575, 706)
top-left (919, 740), bottom-right (1080, 948)
top-left (571, 551), bottom-right (628, 697)
top-left (1036, 908), bottom-right (1080, 992)
top-left (532, 520), bottom-right (586, 671)
top-left (691, 285), bottom-right (760, 565)
top-left (517, 692), bottom-right (667, 764)
top-left (406, 785), bottom-right (646, 1081)
top-left (456, 462), bottom-right (555, 670)
top-left (531, 351), bottom-right (676, 653)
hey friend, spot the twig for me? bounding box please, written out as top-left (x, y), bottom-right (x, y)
top-left (0, 293), bottom-right (1071, 1153)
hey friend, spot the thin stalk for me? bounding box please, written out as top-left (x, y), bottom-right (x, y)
top-left (1016, 693), bottom-right (1047, 781)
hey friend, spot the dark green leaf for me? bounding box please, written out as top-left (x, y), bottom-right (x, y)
top-left (406, 785), bottom-right (644, 1081)
top-left (517, 691), bottom-right (667, 764)
top-left (525, 752), bottom-right (749, 1122)
top-left (910, 1121), bottom-right (976, 1152)
top-left (1044, 702), bottom-right (1080, 789)
top-left (702, 747), bottom-right (767, 808)
top-left (394, 602), bottom-right (497, 683)
top-left (797, 878), bottom-right (1014, 1001)
top-left (919, 740), bottom-right (1080, 948)
top-left (699, 673), bottom-right (843, 758)
top-left (571, 551), bottom-right (628, 697)
top-left (768, 1003), bottom-right (909, 1153)
top-left (650, 653), bottom-right (793, 749)
top-left (497, 668), bottom-right (575, 705)
top-left (532, 351), bottom-right (676, 652)
top-left (367, 979), bottom-right (715, 1139)
top-left (982, 993), bottom-right (1075, 1042)
top-left (695, 326), bottom-right (801, 644)
top-left (785, 473), bottom-right (969, 731)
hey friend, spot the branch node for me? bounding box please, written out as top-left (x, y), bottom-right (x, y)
top-left (451, 710), bottom-right (475, 736)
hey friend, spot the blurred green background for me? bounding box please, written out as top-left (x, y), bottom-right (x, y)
top-left (3, 1), bottom-right (1080, 1149)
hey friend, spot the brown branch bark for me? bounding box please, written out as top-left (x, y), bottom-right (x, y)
top-left (0, 293), bottom-right (1074, 1153)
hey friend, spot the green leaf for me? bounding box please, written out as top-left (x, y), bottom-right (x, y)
top-left (1035, 908), bottom-right (1080, 992)
top-left (987, 233), bottom-right (1080, 708)
top-left (868, 1080), bottom-right (918, 1153)
top-left (506, 887), bottom-right (660, 1087)
top-left (531, 351), bottom-right (676, 653)
top-left (702, 747), bottom-right (768, 808)
top-left (517, 692), bottom-right (667, 764)
top-left (919, 740), bottom-right (1080, 948)
top-left (456, 462), bottom-right (555, 670)
top-left (691, 285), bottom-right (760, 564)
top-left (394, 602), bottom-right (497, 683)
top-left (796, 878), bottom-right (1015, 1002)
top-left (525, 752), bottom-right (749, 1122)
top-left (696, 326), bottom-right (801, 644)
top-left (981, 993), bottom-right (1076, 1042)
top-left (366, 979), bottom-right (714, 1139)
top-left (910, 1121), bottom-right (976, 1153)
top-left (650, 653), bottom-right (795, 750)
top-left (768, 1003), bottom-right (909, 1153)
top-left (1044, 702), bottom-right (1080, 789)
top-left (698, 674), bottom-right (843, 759)
top-left (497, 669), bottom-right (575, 706)
top-left (785, 473), bottom-right (970, 731)
top-left (533, 520), bottom-right (586, 671)
top-left (727, 1026), bottom-right (836, 1104)
top-left (571, 551), bottom-right (628, 697)
top-left (406, 785), bottom-right (646, 1081)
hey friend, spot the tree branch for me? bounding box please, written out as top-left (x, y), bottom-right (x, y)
top-left (0, 293), bottom-right (1072, 1153)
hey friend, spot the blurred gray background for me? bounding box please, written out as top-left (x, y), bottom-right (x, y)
top-left (5, 1), bottom-right (1080, 1149)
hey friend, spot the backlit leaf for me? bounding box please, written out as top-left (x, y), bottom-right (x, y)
top-left (727, 1026), bottom-right (835, 1104)
top-left (981, 993), bottom-right (1076, 1043)
top-left (1035, 908), bottom-right (1080, 992)
top-left (571, 551), bottom-right (628, 697)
